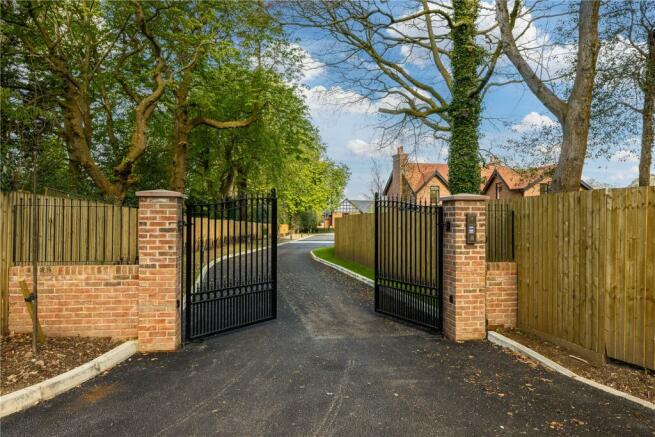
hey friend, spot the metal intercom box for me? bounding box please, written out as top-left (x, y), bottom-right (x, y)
top-left (465, 213), bottom-right (476, 245)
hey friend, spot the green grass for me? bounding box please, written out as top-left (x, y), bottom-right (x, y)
top-left (312, 246), bottom-right (374, 280)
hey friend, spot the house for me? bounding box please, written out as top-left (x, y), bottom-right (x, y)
top-left (322, 199), bottom-right (374, 228)
top-left (383, 146), bottom-right (592, 202)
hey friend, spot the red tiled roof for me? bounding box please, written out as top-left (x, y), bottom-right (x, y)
top-left (403, 163), bottom-right (449, 193)
top-left (403, 162), bottom-right (557, 193)
top-left (487, 164), bottom-right (556, 191)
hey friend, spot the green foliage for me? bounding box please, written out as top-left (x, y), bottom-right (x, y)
top-left (1, 1), bottom-right (349, 211)
top-left (448, 0), bottom-right (483, 194)
top-left (296, 210), bottom-right (320, 232)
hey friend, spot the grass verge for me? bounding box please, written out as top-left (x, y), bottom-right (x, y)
top-left (311, 246), bottom-right (373, 280)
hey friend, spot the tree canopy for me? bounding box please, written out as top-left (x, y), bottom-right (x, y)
top-left (1, 0), bottom-right (348, 223)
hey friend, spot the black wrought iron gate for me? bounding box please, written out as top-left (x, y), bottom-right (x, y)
top-left (374, 194), bottom-right (443, 331)
top-left (184, 190), bottom-right (277, 340)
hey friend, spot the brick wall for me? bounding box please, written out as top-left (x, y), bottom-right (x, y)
top-left (8, 265), bottom-right (139, 338)
top-left (7, 190), bottom-right (183, 352)
top-left (485, 262), bottom-right (518, 329)
top-left (441, 194), bottom-right (488, 341)
top-left (136, 191), bottom-right (182, 352)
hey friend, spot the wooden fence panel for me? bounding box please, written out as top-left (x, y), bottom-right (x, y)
top-left (0, 192), bottom-right (12, 335)
top-left (488, 187), bottom-right (655, 369)
top-left (334, 209), bottom-right (439, 288)
top-left (604, 187), bottom-right (654, 369)
top-left (486, 202), bottom-right (514, 261)
top-left (4, 191), bottom-right (139, 266)
top-left (334, 213), bottom-right (374, 269)
top-left (189, 216), bottom-right (269, 252)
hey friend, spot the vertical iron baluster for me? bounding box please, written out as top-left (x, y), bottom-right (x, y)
top-left (214, 204), bottom-right (217, 297)
top-left (438, 206), bottom-right (444, 330)
top-left (93, 201), bottom-right (97, 262)
top-left (418, 200), bottom-right (426, 286)
top-left (254, 195), bottom-right (259, 283)
top-left (271, 189), bottom-right (277, 319)
top-left (259, 195), bottom-right (262, 287)
top-left (413, 201), bottom-right (416, 288)
top-left (227, 199), bottom-right (231, 290)
top-left (119, 202), bottom-right (123, 263)
top-left (239, 195), bottom-right (243, 290)
top-left (201, 205), bottom-right (205, 293)
top-left (232, 199), bottom-right (236, 288)
top-left (374, 193), bottom-right (379, 311)
top-left (44, 198), bottom-right (48, 264)
top-left (76, 198), bottom-right (79, 262)
top-left (86, 200), bottom-right (91, 262)
top-left (101, 202), bottom-right (106, 263)
top-left (249, 196), bottom-right (253, 286)
top-left (28, 197), bottom-right (32, 264)
top-left (12, 204), bottom-right (16, 263)
top-left (129, 207), bottom-right (132, 263)
top-left (220, 198), bottom-right (224, 295)
top-left (185, 205), bottom-right (192, 340)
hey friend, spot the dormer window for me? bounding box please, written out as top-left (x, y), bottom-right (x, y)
top-left (429, 186), bottom-right (440, 204)
top-left (540, 183), bottom-right (549, 194)
top-left (495, 183), bottom-right (502, 199)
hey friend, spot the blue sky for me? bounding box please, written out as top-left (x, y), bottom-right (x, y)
top-left (288, 2), bottom-right (652, 199)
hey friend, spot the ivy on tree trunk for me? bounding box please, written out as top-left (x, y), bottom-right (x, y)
top-left (448, 0), bottom-right (482, 195)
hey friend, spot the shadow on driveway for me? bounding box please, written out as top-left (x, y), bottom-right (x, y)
top-left (2, 242), bottom-right (654, 436)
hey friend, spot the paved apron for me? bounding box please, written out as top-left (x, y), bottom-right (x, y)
top-left (2, 241), bottom-right (654, 436)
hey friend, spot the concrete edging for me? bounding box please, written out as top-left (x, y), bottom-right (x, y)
top-left (0, 340), bottom-right (138, 418)
top-left (487, 331), bottom-right (655, 411)
top-left (310, 250), bottom-right (374, 287)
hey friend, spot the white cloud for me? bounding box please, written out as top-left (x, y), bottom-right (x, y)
top-left (345, 139), bottom-right (393, 157)
top-left (608, 165), bottom-right (639, 182)
top-left (294, 44), bottom-right (325, 83)
top-left (611, 149), bottom-right (639, 163)
top-left (511, 112), bottom-right (557, 133)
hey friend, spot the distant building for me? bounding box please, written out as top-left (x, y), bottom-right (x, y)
top-left (382, 146), bottom-right (591, 202)
top-left (322, 199), bottom-right (374, 228)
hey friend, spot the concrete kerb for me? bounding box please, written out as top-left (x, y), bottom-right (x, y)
top-left (309, 250), bottom-right (374, 287)
top-left (0, 340), bottom-right (138, 418)
top-left (487, 331), bottom-right (655, 411)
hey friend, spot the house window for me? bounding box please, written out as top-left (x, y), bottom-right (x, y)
top-left (540, 183), bottom-right (549, 194)
top-left (429, 186), bottom-right (440, 204)
top-left (495, 183), bottom-right (502, 199)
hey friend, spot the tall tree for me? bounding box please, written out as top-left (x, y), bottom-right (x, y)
top-left (165, 1), bottom-right (266, 193)
top-left (596, 1), bottom-right (654, 186)
top-left (496, 0), bottom-right (602, 192)
top-left (2, 0), bottom-right (171, 200)
top-left (286, 0), bottom-right (521, 194)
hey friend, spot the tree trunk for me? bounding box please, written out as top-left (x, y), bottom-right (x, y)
top-left (447, 0), bottom-right (482, 194)
top-left (62, 85), bottom-right (125, 200)
top-left (168, 70), bottom-right (194, 193)
top-left (170, 113), bottom-right (191, 193)
top-left (639, 30), bottom-right (655, 187)
top-left (497, 0), bottom-right (601, 193)
top-left (550, 0), bottom-right (601, 192)
top-left (554, 105), bottom-right (592, 191)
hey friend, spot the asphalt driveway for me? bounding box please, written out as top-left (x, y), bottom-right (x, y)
top-left (2, 241), bottom-right (654, 436)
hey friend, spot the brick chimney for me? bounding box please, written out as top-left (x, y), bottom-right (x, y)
top-left (392, 146), bottom-right (409, 198)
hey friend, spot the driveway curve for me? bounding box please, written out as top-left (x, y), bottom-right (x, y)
top-left (2, 241), bottom-right (654, 436)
